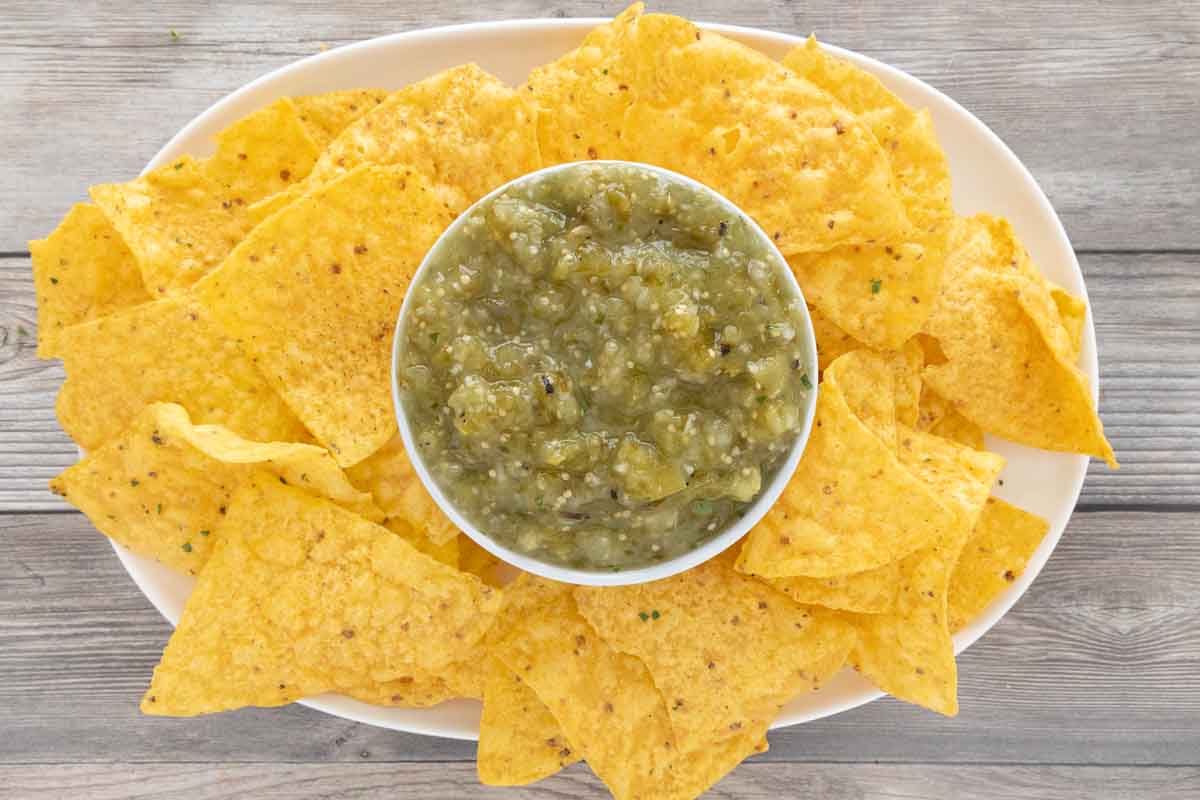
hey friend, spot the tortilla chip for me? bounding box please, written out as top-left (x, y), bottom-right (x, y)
top-left (458, 537), bottom-right (509, 588)
top-left (193, 164), bottom-right (456, 466)
top-left (892, 339), bottom-right (925, 428)
top-left (922, 217), bottom-right (1115, 466)
top-left (55, 294), bottom-right (307, 450)
top-left (1049, 284), bottom-right (1087, 361)
top-left (575, 559), bottom-right (855, 752)
top-left (846, 426), bottom-right (1003, 716)
top-left (344, 644), bottom-right (485, 707)
top-left (528, 5), bottom-right (908, 255)
top-left (479, 656), bottom-right (581, 786)
top-left (490, 574), bottom-right (766, 800)
top-left (90, 156), bottom-right (252, 294)
top-left (384, 517), bottom-right (458, 568)
top-left (203, 98), bottom-right (321, 204)
top-left (292, 89), bottom-right (389, 147)
top-left (917, 386), bottom-right (986, 450)
top-left (821, 349), bottom-right (898, 445)
top-left (345, 434), bottom-right (460, 544)
top-left (785, 41), bottom-right (952, 349)
top-left (764, 561), bottom-right (901, 614)
top-left (142, 477), bottom-right (499, 716)
top-left (739, 362), bottom-right (957, 578)
top-left (30, 203), bottom-right (151, 358)
top-left (302, 64), bottom-right (541, 216)
top-left (810, 305), bottom-right (864, 373)
top-left (949, 497), bottom-right (1050, 632)
top-left (51, 402), bottom-right (379, 574)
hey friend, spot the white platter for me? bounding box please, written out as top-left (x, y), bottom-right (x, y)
top-left (112, 17), bottom-right (1098, 741)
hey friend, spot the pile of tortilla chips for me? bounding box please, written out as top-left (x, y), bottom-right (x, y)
top-left (35, 5), bottom-right (1115, 799)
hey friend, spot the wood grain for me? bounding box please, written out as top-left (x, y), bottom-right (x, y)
top-left (1, 510), bottom-right (1196, 766)
top-left (1, 763), bottom-right (1196, 800)
top-left (2, 1), bottom-right (1197, 251)
top-left (2, 251), bottom-right (1195, 511)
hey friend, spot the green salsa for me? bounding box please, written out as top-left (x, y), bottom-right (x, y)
top-left (398, 163), bottom-right (812, 571)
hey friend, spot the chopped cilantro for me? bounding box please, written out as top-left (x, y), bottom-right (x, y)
top-left (870, 278), bottom-right (882, 294)
top-left (430, 332), bottom-right (439, 344)
top-left (638, 611), bottom-right (650, 621)
top-left (181, 542), bottom-right (192, 553)
top-left (129, 479), bottom-right (140, 487)
top-left (17, 326), bottom-right (28, 337)
top-left (651, 609), bottom-right (661, 620)
top-left (800, 373), bottom-right (812, 390)
top-left (169, 29), bottom-right (181, 41)
top-left (199, 529), bottom-right (210, 536)
top-left (156, 503), bottom-right (162, 514)
top-left (756, 395), bottom-right (767, 404)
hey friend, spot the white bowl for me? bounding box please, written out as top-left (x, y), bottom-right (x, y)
top-left (110, 18), bottom-right (1099, 739)
top-left (391, 160), bottom-right (818, 587)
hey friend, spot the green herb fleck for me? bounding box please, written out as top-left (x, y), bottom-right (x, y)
top-left (756, 395), bottom-right (767, 404)
top-left (693, 499), bottom-right (714, 515)
top-left (169, 29), bottom-right (181, 41)
top-left (800, 373), bottom-right (812, 390)
top-left (173, 161), bottom-right (184, 170)
top-left (651, 609), bottom-right (661, 620)
top-left (17, 326), bottom-right (28, 337)
top-left (50, 277), bottom-right (59, 285)
top-left (199, 529), bottom-right (210, 537)
top-left (577, 395), bottom-right (589, 415)
top-left (430, 332), bottom-right (439, 344)
top-left (535, 495), bottom-right (544, 510)
top-left (156, 503), bottom-right (162, 514)
top-left (181, 542), bottom-right (193, 553)
top-left (130, 479), bottom-right (140, 487)
top-left (638, 611), bottom-right (650, 621)
top-left (870, 278), bottom-right (882, 294)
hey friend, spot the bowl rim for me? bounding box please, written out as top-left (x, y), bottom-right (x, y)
top-left (390, 159), bottom-right (819, 587)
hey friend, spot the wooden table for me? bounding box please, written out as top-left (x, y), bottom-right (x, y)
top-left (1, 2), bottom-right (1197, 798)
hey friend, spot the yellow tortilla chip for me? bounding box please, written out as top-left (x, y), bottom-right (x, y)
top-left (1049, 284), bottom-right (1087, 361)
top-left (55, 294), bottom-right (307, 450)
top-left (917, 386), bottom-right (986, 450)
top-left (528, 5), bottom-right (908, 255)
top-left (90, 156), bottom-right (252, 294)
top-left (784, 39), bottom-right (952, 349)
top-left (51, 402), bottom-right (379, 574)
top-left (292, 89), bottom-right (389, 147)
top-left (764, 561), bottom-right (901, 614)
top-left (949, 497), bottom-right (1049, 632)
top-left (739, 363), bottom-right (957, 578)
top-left (922, 217), bottom-right (1115, 466)
top-left (203, 98), bottom-right (321, 204)
top-left (458, 537), bottom-right (509, 588)
top-left (892, 339), bottom-right (925, 428)
top-left (30, 203), bottom-right (150, 358)
top-left (142, 477), bottom-right (499, 716)
top-left (344, 645), bottom-right (485, 707)
top-left (479, 656), bottom-right (581, 786)
top-left (345, 434), bottom-right (460, 544)
top-left (822, 349), bottom-right (898, 445)
top-left (575, 559), bottom-right (854, 752)
top-left (193, 164), bottom-right (456, 466)
top-left (302, 64), bottom-right (541, 216)
top-left (810, 305), bottom-right (864, 373)
top-left (490, 574), bottom-right (767, 800)
top-left (846, 426), bottom-right (1003, 716)
top-left (384, 517), bottom-right (458, 568)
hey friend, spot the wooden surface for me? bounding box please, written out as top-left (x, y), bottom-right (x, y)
top-left (1, 2), bottom-right (1197, 799)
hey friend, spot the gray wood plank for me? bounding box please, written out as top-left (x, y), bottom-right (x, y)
top-left (1, 510), bottom-right (1196, 766)
top-left (0, 763), bottom-right (1196, 800)
top-left (2, 252), bottom-right (1195, 511)
top-left (2, 1), bottom-right (1197, 251)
